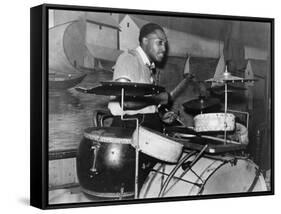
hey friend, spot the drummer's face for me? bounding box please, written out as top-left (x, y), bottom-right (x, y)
top-left (143, 29), bottom-right (167, 63)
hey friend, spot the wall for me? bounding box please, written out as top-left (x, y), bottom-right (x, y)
top-left (86, 22), bottom-right (118, 49)
top-left (165, 28), bottom-right (223, 58)
top-left (120, 15), bottom-right (141, 51)
top-left (54, 10), bottom-right (85, 26)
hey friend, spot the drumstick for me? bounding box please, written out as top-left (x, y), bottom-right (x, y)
top-left (173, 132), bottom-right (241, 145)
top-left (200, 134), bottom-right (240, 145)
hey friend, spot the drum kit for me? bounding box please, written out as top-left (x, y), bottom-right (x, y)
top-left (75, 68), bottom-right (267, 200)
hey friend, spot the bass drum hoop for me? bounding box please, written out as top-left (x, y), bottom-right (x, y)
top-left (196, 157), bottom-right (266, 195)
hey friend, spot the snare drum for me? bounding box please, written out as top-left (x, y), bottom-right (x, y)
top-left (194, 113), bottom-right (235, 132)
top-left (76, 127), bottom-right (136, 198)
top-left (139, 152), bottom-right (267, 198)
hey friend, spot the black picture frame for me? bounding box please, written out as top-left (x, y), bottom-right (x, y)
top-left (30, 3), bottom-right (274, 209)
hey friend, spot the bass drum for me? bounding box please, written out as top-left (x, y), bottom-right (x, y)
top-left (139, 152), bottom-right (267, 198)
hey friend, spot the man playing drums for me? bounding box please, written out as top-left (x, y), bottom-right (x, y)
top-left (108, 23), bottom-right (173, 132)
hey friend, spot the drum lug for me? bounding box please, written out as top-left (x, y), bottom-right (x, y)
top-left (119, 184), bottom-right (125, 200)
top-left (181, 161), bottom-right (192, 171)
top-left (90, 143), bottom-right (101, 174)
top-left (229, 158), bottom-right (238, 166)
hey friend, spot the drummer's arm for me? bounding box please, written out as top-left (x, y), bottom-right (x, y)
top-left (111, 94), bottom-right (169, 110)
top-left (112, 75), bottom-right (171, 110)
top-left (108, 80), bottom-right (171, 110)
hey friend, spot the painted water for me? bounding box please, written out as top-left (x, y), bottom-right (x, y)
top-left (48, 70), bottom-right (112, 152)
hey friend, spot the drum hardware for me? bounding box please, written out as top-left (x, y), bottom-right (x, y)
top-left (119, 87), bottom-right (140, 199)
top-left (151, 168), bottom-right (202, 187)
top-left (157, 151), bottom-right (197, 197)
top-left (207, 66), bottom-right (256, 141)
top-left (158, 145), bottom-right (208, 197)
top-left (247, 168), bottom-right (263, 192)
top-left (92, 109), bottom-right (113, 127)
top-left (204, 67), bottom-right (255, 143)
top-left (228, 158), bottom-right (238, 167)
top-left (119, 186), bottom-right (125, 200)
top-left (89, 143), bottom-right (101, 174)
top-left (181, 161), bottom-right (195, 171)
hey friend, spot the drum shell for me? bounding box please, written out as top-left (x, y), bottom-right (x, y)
top-left (76, 127), bottom-right (136, 197)
top-left (194, 113), bottom-right (235, 132)
top-left (134, 126), bottom-right (183, 163)
top-left (139, 153), bottom-right (267, 198)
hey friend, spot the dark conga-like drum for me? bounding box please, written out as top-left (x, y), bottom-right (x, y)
top-left (76, 127), bottom-right (136, 198)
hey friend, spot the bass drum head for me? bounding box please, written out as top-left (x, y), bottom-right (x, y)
top-left (200, 158), bottom-right (267, 194)
top-left (139, 154), bottom-right (267, 198)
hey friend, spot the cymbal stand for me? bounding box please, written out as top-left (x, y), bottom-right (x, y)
top-left (120, 88), bottom-right (140, 199)
top-left (224, 82), bottom-right (228, 144)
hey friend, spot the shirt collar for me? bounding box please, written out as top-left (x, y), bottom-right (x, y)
top-left (136, 46), bottom-right (155, 69)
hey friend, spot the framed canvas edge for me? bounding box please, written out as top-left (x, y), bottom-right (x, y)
top-left (30, 3), bottom-right (275, 210)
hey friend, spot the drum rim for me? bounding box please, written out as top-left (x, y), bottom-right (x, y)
top-left (198, 158), bottom-right (265, 194)
top-left (83, 127), bottom-right (133, 144)
top-left (194, 112), bottom-right (235, 119)
top-left (81, 187), bottom-right (134, 198)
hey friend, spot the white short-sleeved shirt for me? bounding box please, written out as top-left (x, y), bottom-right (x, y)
top-left (108, 47), bottom-right (157, 116)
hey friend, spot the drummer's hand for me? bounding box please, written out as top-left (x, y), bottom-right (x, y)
top-left (161, 111), bottom-right (178, 124)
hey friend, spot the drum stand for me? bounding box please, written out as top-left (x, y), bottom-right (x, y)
top-left (223, 83), bottom-right (228, 143)
top-left (158, 144), bottom-right (208, 197)
top-left (120, 88), bottom-right (140, 199)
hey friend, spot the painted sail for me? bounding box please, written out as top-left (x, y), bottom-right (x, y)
top-left (211, 54), bottom-right (226, 87)
top-left (244, 60), bottom-right (254, 87)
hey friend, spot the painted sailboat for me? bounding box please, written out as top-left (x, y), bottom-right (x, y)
top-left (49, 19), bottom-right (88, 90)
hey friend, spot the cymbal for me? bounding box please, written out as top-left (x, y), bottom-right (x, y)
top-left (182, 97), bottom-right (220, 111)
top-left (208, 84), bottom-right (247, 94)
top-left (211, 89), bottom-right (240, 95)
top-left (205, 72), bottom-right (256, 83)
top-left (76, 81), bottom-right (165, 96)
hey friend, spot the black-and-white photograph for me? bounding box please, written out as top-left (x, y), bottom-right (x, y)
top-left (43, 5), bottom-right (273, 207)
